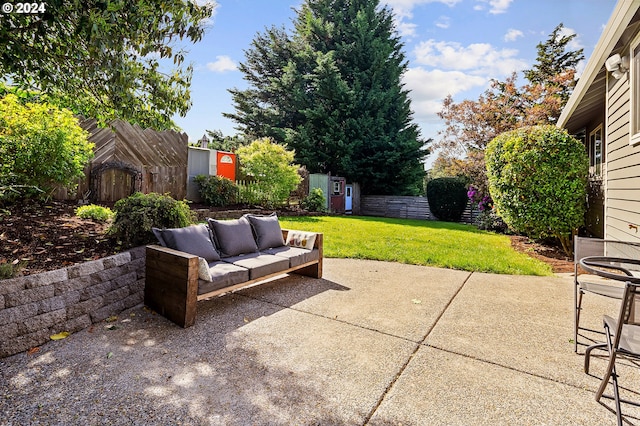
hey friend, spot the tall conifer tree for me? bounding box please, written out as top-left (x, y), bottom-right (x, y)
top-left (226, 0), bottom-right (427, 195)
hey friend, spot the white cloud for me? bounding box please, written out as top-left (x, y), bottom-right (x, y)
top-left (435, 16), bottom-right (451, 29)
top-left (504, 29), bottom-right (523, 42)
top-left (474, 0), bottom-right (512, 15)
top-left (206, 55), bottom-right (237, 73)
top-left (413, 39), bottom-right (528, 77)
top-left (396, 20), bottom-right (418, 37)
top-left (384, 0), bottom-right (460, 20)
top-left (403, 67), bottom-right (486, 122)
top-left (384, 0), bottom-right (460, 38)
top-left (557, 25), bottom-right (584, 51)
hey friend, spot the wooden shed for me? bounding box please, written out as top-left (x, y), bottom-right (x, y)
top-left (58, 119), bottom-right (188, 203)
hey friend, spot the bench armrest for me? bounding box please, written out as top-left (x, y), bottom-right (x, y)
top-left (145, 245), bottom-right (199, 327)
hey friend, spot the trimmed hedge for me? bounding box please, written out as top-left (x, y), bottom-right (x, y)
top-left (426, 177), bottom-right (468, 222)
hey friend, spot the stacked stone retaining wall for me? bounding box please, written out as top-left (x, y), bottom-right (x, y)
top-left (0, 247), bottom-right (145, 358)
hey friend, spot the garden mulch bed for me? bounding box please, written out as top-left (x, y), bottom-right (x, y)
top-left (0, 200), bottom-right (574, 277)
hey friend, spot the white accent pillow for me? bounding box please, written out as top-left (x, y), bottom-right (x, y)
top-left (285, 231), bottom-right (316, 250)
top-left (198, 257), bottom-right (213, 281)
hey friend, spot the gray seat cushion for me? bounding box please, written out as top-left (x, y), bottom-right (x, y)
top-left (262, 246), bottom-right (319, 268)
top-left (246, 213), bottom-right (285, 250)
top-left (222, 253), bottom-right (290, 280)
top-left (152, 224), bottom-right (220, 262)
top-left (207, 216), bottom-right (258, 257)
top-left (197, 261), bottom-right (250, 295)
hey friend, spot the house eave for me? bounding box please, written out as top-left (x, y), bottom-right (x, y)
top-left (558, 0), bottom-right (640, 133)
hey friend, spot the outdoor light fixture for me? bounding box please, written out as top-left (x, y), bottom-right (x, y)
top-left (605, 53), bottom-right (629, 80)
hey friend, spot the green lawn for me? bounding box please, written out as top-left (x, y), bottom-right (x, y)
top-left (279, 215), bottom-right (552, 276)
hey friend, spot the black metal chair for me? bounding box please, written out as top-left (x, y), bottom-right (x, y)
top-left (582, 257), bottom-right (640, 426)
top-left (574, 237), bottom-right (640, 352)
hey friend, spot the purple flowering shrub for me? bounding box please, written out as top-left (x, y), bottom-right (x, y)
top-left (467, 185), bottom-right (505, 231)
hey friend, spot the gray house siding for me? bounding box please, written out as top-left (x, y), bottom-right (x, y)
top-left (605, 62), bottom-right (640, 242)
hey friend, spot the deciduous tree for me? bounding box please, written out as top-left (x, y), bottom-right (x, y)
top-left (0, 0), bottom-right (215, 130)
top-left (434, 23), bottom-right (584, 200)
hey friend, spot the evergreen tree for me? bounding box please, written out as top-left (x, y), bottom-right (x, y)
top-left (226, 0), bottom-right (427, 195)
top-left (524, 23), bottom-right (584, 104)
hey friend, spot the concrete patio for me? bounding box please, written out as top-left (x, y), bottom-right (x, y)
top-left (1, 258), bottom-right (639, 425)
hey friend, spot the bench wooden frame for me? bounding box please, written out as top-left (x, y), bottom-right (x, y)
top-left (145, 230), bottom-right (323, 327)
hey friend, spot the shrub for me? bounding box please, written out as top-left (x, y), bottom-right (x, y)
top-left (236, 180), bottom-right (266, 206)
top-left (193, 175), bottom-right (238, 206)
top-left (485, 125), bottom-right (588, 255)
top-left (0, 94), bottom-right (93, 201)
top-left (75, 204), bottom-right (114, 222)
top-left (236, 138), bottom-right (301, 207)
top-left (426, 177), bottom-right (468, 222)
top-left (109, 192), bottom-right (194, 248)
top-left (301, 188), bottom-right (326, 212)
top-left (0, 260), bottom-right (27, 279)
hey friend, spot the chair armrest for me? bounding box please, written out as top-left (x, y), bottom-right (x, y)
top-left (580, 256), bottom-right (640, 284)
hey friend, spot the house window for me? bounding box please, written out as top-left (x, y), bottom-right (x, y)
top-left (631, 34), bottom-right (640, 145)
top-left (589, 125), bottom-right (603, 177)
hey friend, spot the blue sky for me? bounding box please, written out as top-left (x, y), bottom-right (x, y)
top-left (174, 0), bottom-right (617, 150)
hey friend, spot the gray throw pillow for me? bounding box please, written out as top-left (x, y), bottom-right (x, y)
top-left (246, 213), bottom-right (285, 250)
top-left (207, 216), bottom-right (258, 257)
top-left (152, 227), bottom-right (167, 247)
top-left (159, 224), bottom-right (221, 262)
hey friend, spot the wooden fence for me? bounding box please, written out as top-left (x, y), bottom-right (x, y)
top-left (361, 195), bottom-right (477, 224)
top-left (55, 119), bottom-right (188, 203)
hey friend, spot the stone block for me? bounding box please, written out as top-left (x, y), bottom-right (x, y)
top-left (1, 328), bottom-right (50, 358)
top-left (0, 303), bottom-right (38, 326)
top-left (62, 290), bottom-right (81, 306)
top-left (37, 295), bottom-right (66, 314)
top-left (102, 286), bottom-right (130, 306)
top-left (67, 258), bottom-right (104, 279)
top-left (102, 252), bottom-right (131, 269)
top-left (24, 268), bottom-right (68, 289)
top-left (66, 296), bottom-right (103, 319)
top-left (0, 294), bottom-right (4, 309)
top-left (90, 266), bottom-right (124, 285)
top-left (4, 286), bottom-right (55, 308)
top-left (0, 278), bottom-right (26, 296)
top-left (18, 309), bottom-right (66, 335)
top-left (129, 246), bottom-right (146, 260)
top-left (129, 279), bottom-right (145, 294)
top-left (65, 314), bottom-right (91, 333)
top-left (113, 271), bottom-right (137, 288)
top-left (125, 257), bottom-right (145, 274)
top-left (0, 322), bottom-right (18, 341)
top-left (90, 300), bottom-right (125, 323)
top-left (122, 292), bottom-right (143, 310)
top-left (54, 276), bottom-right (91, 296)
top-left (81, 280), bottom-right (116, 300)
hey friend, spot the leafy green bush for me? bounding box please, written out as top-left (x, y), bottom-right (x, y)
top-left (193, 175), bottom-right (238, 207)
top-left (236, 180), bottom-right (267, 206)
top-left (426, 177), bottom-right (469, 222)
top-left (75, 204), bottom-right (114, 222)
top-left (0, 94), bottom-right (93, 201)
top-left (301, 188), bottom-right (326, 212)
top-left (109, 192), bottom-right (194, 248)
top-left (485, 125), bottom-right (588, 255)
top-left (236, 138), bottom-right (301, 207)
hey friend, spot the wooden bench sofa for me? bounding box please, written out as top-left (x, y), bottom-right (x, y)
top-left (144, 214), bottom-right (323, 327)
